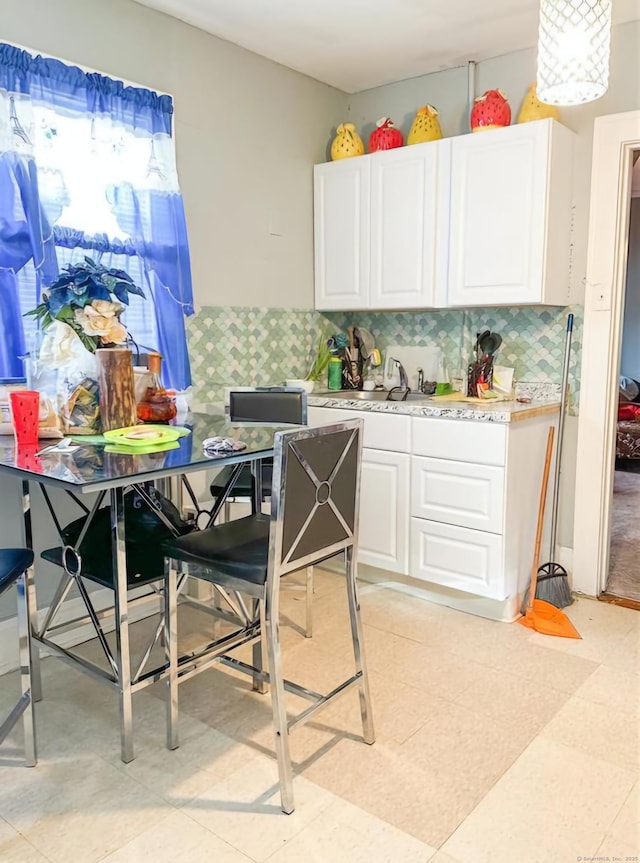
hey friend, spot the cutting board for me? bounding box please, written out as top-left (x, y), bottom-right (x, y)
top-left (382, 346), bottom-right (443, 391)
top-left (429, 392), bottom-right (511, 403)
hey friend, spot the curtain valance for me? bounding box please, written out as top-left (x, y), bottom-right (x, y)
top-left (0, 43), bottom-right (172, 135)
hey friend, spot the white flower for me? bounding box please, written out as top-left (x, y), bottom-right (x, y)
top-left (74, 299), bottom-right (127, 343)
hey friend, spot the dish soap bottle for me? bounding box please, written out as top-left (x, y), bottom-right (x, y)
top-left (136, 352), bottom-right (177, 424)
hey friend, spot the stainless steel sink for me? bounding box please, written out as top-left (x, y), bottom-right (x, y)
top-left (327, 390), bottom-right (390, 401)
top-left (320, 390), bottom-right (434, 403)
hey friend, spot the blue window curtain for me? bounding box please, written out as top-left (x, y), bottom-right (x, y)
top-left (0, 43), bottom-right (194, 389)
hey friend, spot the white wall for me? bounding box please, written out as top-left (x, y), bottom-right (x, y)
top-left (621, 198), bottom-right (640, 380)
top-left (0, 0), bottom-right (346, 311)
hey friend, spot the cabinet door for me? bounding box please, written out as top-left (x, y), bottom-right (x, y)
top-left (314, 158), bottom-right (370, 310)
top-left (359, 448), bottom-right (409, 574)
top-left (410, 518), bottom-right (506, 599)
top-left (447, 122), bottom-right (549, 307)
top-left (370, 142), bottom-right (447, 309)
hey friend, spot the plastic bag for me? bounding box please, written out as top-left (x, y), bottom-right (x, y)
top-left (32, 321), bottom-right (101, 435)
top-left (61, 486), bottom-right (195, 584)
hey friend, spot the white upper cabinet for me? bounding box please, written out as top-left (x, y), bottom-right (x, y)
top-left (314, 156), bottom-right (371, 309)
top-left (369, 141), bottom-right (449, 309)
top-left (314, 156), bottom-right (370, 310)
top-left (446, 119), bottom-right (574, 307)
top-left (314, 140), bottom-right (448, 311)
top-left (313, 119), bottom-right (574, 311)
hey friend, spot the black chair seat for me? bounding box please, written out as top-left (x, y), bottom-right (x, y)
top-left (163, 513), bottom-right (270, 587)
top-left (40, 546), bottom-right (164, 590)
top-left (0, 548), bottom-right (34, 594)
top-left (210, 461), bottom-right (273, 501)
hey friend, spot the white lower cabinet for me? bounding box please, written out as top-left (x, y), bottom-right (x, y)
top-left (307, 404), bottom-right (555, 617)
top-left (410, 518), bottom-right (506, 600)
top-left (359, 448), bottom-right (409, 574)
top-left (308, 406), bottom-right (410, 573)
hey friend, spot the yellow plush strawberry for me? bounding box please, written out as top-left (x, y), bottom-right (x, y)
top-left (331, 123), bottom-right (365, 160)
top-left (408, 104), bottom-right (443, 144)
top-left (517, 83), bottom-right (559, 124)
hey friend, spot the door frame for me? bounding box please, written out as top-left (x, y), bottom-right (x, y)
top-left (573, 110), bottom-right (640, 597)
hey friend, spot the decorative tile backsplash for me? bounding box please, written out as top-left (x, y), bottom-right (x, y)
top-left (186, 306), bottom-right (320, 406)
top-left (187, 304), bottom-right (583, 409)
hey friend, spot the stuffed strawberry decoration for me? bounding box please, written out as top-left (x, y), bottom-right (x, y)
top-left (369, 117), bottom-right (404, 152)
top-left (470, 90), bottom-right (511, 132)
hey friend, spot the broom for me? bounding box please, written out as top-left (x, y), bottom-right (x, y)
top-left (535, 313), bottom-right (574, 609)
top-left (519, 426), bottom-right (581, 639)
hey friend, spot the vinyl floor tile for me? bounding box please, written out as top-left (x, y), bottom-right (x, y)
top-left (1, 571), bottom-right (637, 862)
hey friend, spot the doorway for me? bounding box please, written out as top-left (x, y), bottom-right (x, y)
top-left (606, 182), bottom-right (640, 604)
top-left (573, 111), bottom-right (640, 600)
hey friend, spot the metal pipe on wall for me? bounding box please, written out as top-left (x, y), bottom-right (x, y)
top-left (467, 60), bottom-right (476, 131)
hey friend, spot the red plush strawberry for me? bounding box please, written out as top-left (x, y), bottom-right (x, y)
top-left (470, 90), bottom-right (511, 132)
top-left (369, 117), bottom-right (404, 152)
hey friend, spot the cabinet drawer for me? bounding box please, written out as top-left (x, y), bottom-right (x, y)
top-left (411, 456), bottom-right (504, 533)
top-left (308, 406), bottom-right (410, 453)
top-left (410, 518), bottom-right (506, 600)
top-left (412, 417), bottom-right (505, 466)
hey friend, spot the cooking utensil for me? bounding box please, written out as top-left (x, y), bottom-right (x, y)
top-left (475, 329), bottom-right (490, 360)
top-left (479, 332), bottom-right (502, 357)
top-left (355, 327), bottom-right (375, 359)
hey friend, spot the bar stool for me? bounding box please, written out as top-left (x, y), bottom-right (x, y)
top-left (0, 549), bottom-right (37, 766)
top-left (163, 419), bottom-right (375, 813)
top-left (182, 387), bottom-right (314, 636)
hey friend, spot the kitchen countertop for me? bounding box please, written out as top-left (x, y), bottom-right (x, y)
top-left (308, 391), bottom-right (560, 423)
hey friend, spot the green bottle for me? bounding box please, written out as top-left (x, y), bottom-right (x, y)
top-left (328, 356), bottom-right (342, 390)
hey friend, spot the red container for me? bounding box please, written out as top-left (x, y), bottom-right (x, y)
top-left (16, 444), bottom-right (43, 473)
top-left (9, 390), bottom-right (40, 444)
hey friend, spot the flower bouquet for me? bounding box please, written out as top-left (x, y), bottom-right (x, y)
top-left (26, 257), bottom-right (145, 434)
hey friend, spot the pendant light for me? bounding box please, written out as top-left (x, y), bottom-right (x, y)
top-left (537, 0), bottom-right (612, 106)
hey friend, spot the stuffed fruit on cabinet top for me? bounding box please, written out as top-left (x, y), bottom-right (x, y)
top-left (331, 123), bottom-right (365, 160)
top-left (470, 90), bottom-right (511, 132)
top-left (369, 117), bottom-right (403, 152)
top-left (408, 104), bottom-right (443, 144)
top-left (517, 83), bottom-right (559, 123)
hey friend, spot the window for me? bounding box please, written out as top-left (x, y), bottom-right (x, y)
top-left (0, 43), bottom-right (194, 388)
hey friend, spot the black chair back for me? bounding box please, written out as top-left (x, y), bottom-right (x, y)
top-left (269, 419), bottom-right (362, 578)
top-left (227, 387), bottom-right (307, 425)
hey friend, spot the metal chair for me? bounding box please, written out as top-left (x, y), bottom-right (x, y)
top-left (162, 419), bottom-right (375, 813)
top-left (0, 549), bottom-right (37, 766)
top-left (210, 387), bottom-right (308, 517)
top-left (193, 387), bottom-right (314, 637)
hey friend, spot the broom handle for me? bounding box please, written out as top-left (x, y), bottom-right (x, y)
top-left (529, 426), bottom-right (556, 611)
top-left (549, 314), bottom-right (573, 559)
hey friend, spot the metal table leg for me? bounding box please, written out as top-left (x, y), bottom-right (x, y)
top-left (20, 480), bottom-right (41, 703)
top-left (110, 487), bottom-right (134, 763)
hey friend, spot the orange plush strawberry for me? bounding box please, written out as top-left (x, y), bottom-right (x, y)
top-left (369, 117), bottom-right (404, 152)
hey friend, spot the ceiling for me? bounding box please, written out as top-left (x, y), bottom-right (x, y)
top-left (133, 0), bottom-right (640, 93)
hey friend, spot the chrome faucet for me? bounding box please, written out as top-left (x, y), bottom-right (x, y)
top-left (390, 357), bottom-right (409, 391)
top-left (417, 367), bottom-right (424, 393)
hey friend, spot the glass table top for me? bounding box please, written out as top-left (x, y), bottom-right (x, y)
top-left (0, 412), bottom-right (292, 492)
